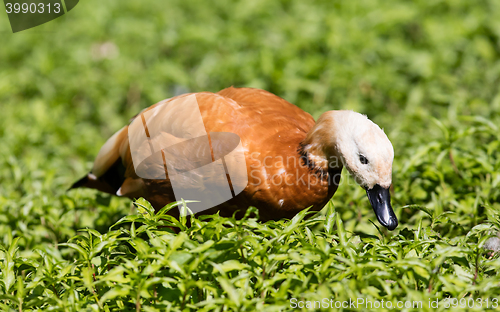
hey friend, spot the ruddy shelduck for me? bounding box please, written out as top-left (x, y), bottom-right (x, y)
top-left (72, 87), bottom-right (397, 230)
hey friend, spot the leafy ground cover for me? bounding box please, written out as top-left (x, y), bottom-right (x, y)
top-left (1, 0), bottom-right (500, 310)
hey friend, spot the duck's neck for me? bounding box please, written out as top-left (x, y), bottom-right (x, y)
top-left (298, 111), bottom-right (343, 173)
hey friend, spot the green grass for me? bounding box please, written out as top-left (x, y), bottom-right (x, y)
top-left (1, 0), bottom-right (500, 310)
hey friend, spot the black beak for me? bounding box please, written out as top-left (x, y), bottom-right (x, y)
top-left (366, 184), bottom-right (398, 231)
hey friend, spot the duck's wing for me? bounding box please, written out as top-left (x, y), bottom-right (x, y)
top-left (70, 91), bottom-right (249, 201)
top-left (216, 87), bottom-right (315, 132)
top-left (69, 124), bottom-right (145, 197)
top-left (69, 93), bottom-right (197, 197)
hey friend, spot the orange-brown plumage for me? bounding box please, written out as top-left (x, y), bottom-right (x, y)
top-left (72, 87), bottom-right (397, 229)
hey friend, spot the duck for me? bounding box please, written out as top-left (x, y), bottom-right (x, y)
top-left (71, 87), bottom-right (398, 230)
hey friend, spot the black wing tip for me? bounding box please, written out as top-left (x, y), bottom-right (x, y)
top-left (68, 174), bottom-right (90, 191)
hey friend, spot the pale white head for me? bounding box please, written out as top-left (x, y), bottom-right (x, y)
top-left (303, 110), bottom-right (397, 230)
top-left (331, 110), bottom-right (394, 190)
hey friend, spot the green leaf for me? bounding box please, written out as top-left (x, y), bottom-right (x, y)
top-left (99, 288), bottom-right (130, 306)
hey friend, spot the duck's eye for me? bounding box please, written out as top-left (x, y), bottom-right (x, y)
top-left (359, 154), bottom-right (369, 165)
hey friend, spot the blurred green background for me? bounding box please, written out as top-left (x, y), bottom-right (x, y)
top-left (1, 0), bottom-right (500, 310)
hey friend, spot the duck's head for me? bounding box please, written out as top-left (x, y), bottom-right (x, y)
top-left (305, 110), bottom-right (397, 230)
top-left (333, 111), bottom-right (397, 230)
